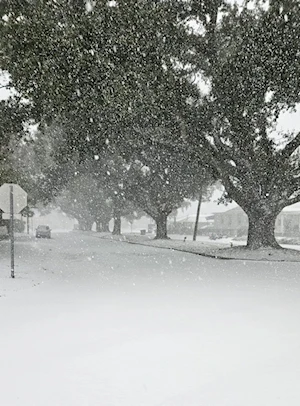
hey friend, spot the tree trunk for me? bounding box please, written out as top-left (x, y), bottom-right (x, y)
top-left (102, 222), bottom-right (110, 232)
top-left (193, 189), bottom-right (203, 241)
top-left (112, 210), bottom-right (121, 235)
top-left (78, 219), bottom-right (93, 231)
top-left (96, 221), bottom-right (101, 232)
top-left (95, 217), bottom-right (111, 232)
top-left (154, 212), bottom-right (169, 239)
top-left (246, 210), bottom-right (281, 249)
top-left (77, 220), bottom-right (85, 230)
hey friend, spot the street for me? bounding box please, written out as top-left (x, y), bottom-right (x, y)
top-left (0, 231), bottom-right (300, 405)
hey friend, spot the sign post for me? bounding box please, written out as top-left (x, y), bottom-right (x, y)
top-left (10, 185), bottom-right (15, 278)
top-left (0, 184), bottom-right (27, 278)
top-left (27, 211), bottom-right (29, 235)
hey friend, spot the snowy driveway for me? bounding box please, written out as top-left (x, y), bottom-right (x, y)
top-left (0, 232), bottom-right (300, 405)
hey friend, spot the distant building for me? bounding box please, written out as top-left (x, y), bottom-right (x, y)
top-left (278, 210), bottom-right (300, 236)
top-left (213, 206), bottom-right (300, 237)
top-left (213, 207), bottom-right (248, 237)
top-left (168, 214), bottom-right (214, 235)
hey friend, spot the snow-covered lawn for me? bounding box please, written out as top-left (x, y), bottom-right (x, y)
top-left (1, 231), bottom-right (300, 405)
top-left (108, 232), bottom-right (300, 262)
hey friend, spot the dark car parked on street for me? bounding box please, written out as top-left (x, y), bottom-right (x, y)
top-left (36, 225), bottom-right (51, 239)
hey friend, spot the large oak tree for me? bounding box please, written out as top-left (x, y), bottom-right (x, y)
top-left (187, 0), bottom-right (300, 248)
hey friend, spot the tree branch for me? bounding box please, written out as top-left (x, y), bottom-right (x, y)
top-left (285, 194), bottom-right (300, 207)
top-left (212, 132), bottom-right (233, 159)
top-left (281, 131), bottom-right (300, 158)
top-left (221, 174), bottom-right (252, 209)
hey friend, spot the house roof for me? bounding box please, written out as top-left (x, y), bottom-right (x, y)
top-left (213, 206), bottom-right (245, 216)
top-left (214, 203), bottom-right (300, 216)
top-left (282, 203), bottom-right (300, 212)
top-left (177, 195), bottom-right (300, 219)
top-left (177, 214), bottom-right (213, 223)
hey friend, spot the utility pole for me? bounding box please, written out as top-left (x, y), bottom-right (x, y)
top-left (193, 187), bottom-right (203, 242)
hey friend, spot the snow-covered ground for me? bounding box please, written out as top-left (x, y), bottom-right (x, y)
top-left (118, 232), bottom-right (300, 261)
top-left (1, 231), bottom-right (300, 405)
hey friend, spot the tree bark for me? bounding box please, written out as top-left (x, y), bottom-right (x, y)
top-left (112, 209), bottom-right (121, 235)
top-left (102, 222), bottom-right (110, 232)
top-left (96, 218), bottom-right (111, 232)
top-left (154, 212), bottom-right (169, 239)
top-left (78, 219), bottom-right (93, 231)
top-left (246, 210), bottom-right (281, 249)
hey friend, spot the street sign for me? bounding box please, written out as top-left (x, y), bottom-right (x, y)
top-left (0, 183), bottom-right (27, 214)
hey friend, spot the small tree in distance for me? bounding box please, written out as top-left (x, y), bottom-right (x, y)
top-left (124, 142), bottom-right (210, 239)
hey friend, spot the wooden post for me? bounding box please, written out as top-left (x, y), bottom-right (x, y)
top-left (193, 188), bottom-right (203, 242)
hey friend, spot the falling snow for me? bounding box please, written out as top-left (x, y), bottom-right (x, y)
top-left (1, 1), bottom-right (300, 404)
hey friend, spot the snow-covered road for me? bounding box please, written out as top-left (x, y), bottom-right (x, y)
top-left (1, 232), bottom-right (300, 405)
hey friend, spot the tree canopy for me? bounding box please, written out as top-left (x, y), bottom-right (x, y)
top-left (2, 0), bottom-right (300, 246)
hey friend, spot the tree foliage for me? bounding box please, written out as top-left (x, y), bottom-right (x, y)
top-left (55, 174), bottom-right (112, 231)
top-left (3, 0), bottom-right (300, 247)
top-left (0, 0), bottom-right (195, 153)
top-left (124, 133), bottom-right (210, 238)
top-left (0, 97), bottom-right (31, 187)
